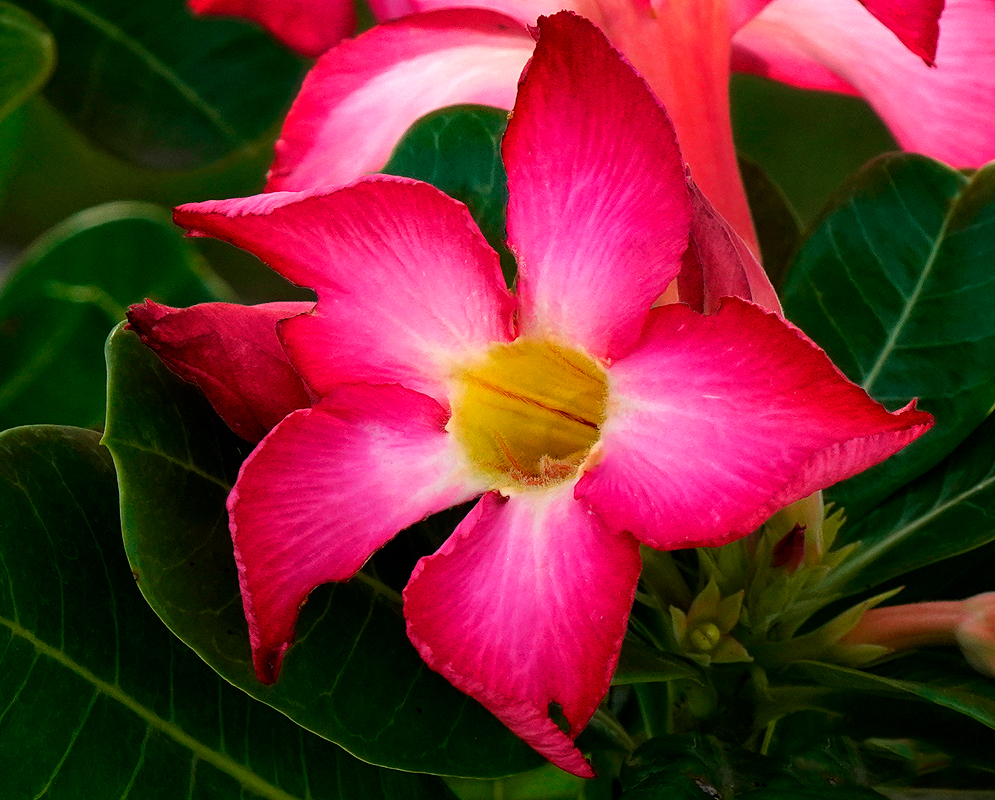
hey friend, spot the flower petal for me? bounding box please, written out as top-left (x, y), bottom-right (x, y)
top-left (404, 487), bottom-right (641, 778)
top-left (187, 0), bottom-right (355, 58)
top-left (174, 179), bottom-right (515, 404)
top-left (858, 0), bottom-right (944, 64)
top-left (126, 300), bottom-right (312, 442)
top-left (576, 298), bottom-right (933, 549)
top-left (230, 383), bottom-right (487, 683)
top-left (677, 182), bottom-right (782, 315)
top-left (505, 12), bottom-right (691, 361)
top-left (266, 10), bottom-right (533, 192)
top-left (733, 0), bottom-right (995, 167)
top-left (402, 0), bottom-right (564, 24)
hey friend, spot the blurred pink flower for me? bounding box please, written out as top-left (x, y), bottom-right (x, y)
top-left (228, 0), bottom-right (995, 251)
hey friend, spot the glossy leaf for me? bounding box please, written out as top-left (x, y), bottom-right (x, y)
top-left (782, 155), bottom-right (995, 517)
top-left (739, 156), bottom-right (801, 292)
top-left (0, 2), bottom-right (54, 122)
top-left (13, 0), bottom-right (305, 169)
top-left (382, 104), bottom-right (516, 284)
top-left (790, 655), bottom-right (995, 735)
top-left (0, 201), bottom-right (229, 430)
top-left (620, 734), bottom-right (888, 799)
top-left (102, 324), bottom-right (543, 778)
top-left (819, 412), bottom-right (995, 597)
top-left (0, 424), bottom-right (458, 800)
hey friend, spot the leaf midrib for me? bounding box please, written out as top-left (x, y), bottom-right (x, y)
top-left (823, 467), bottom-right (995, 595)
top-left (861, 174), bottom-right (955, 393)
top-left (38, 0), bottom-right (242, 144)
top-left (0, 614), bottom-right (304, 800)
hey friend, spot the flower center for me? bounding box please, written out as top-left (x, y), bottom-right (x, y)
top-left (449, 338), bottom-right (609, 490)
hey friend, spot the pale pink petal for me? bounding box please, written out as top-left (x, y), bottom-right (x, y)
top-left (733, 0), bottom-right (995, 167)
top-left (174, 179), bottom-right (515, 404)
top-left (506, 12), bottom-right (691, 361)
top-left (576, 298), bottom-right (933, 550)
top-left (404, 487), bottom-right (642, 778)
top-left (126, 300), bottom-right (313, 443)
top-left (266, 10), bottom-right (533, 192)
top-left (677, 182), bottom-right (782, 315)
top-left (230, 383), bottom-right (488, 682)
top-left (187, 0), bottom-right (355, 58)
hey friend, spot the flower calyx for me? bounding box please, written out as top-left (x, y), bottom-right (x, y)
top-left (671, 580), bottom-right (751, 666)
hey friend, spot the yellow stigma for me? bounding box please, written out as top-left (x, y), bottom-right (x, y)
top-left (449, 338), bottom-right (608, 490)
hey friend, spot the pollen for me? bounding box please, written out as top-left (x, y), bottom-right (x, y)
top-left (448, 338), bottom-right (608, 490)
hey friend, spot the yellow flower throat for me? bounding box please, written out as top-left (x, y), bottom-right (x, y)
top-left (449, 339), bottom-right (609, 490)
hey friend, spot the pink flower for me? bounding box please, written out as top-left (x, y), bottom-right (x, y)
top-left (186, 0), bottom-right (356, 58)
top-left (258, 0), bottom-right (994, 250)
top-left (164, 13), bottom-right (931, 776)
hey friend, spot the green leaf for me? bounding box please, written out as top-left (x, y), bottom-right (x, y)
top-left (620, 734), bottom-right (891, 799)
top-left (0, 201), bottom-right (231, 430)
top-left (782, 154), bottom-right (995, 516)
top-left (0, 2), bottom-right (54, 122)
top-left (613, 637), bottom-right (702, 686)
top-left (447, 763), bottom-right (587, 800)
top-left (790, 655), bottom-right (995, 735)
top-left (13, 0), bottom-right (305, 169)
top-left (383, 104), bottom-right (516, 284)
top-left (818, 412), bottom-right (995, 597)
top-left (0, 424), bottom-right (458, 799)
top-left (738, 156), bottom-right (801, 292)
top-left (102, 324), bottom-right (543, 778)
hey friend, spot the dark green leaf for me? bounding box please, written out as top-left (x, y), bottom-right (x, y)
top-left (102, 324), bottom-right (543, 778)
top-left (790, 656), bottom-right (995, 734)
top-left (0, 424), bottom-right (458, 800)
top-left (613, 637), bottom-right (702, 686)
top-left (0, 106), bottom-right (24, 199)
top-left (382, 104), bottom-right (516, 284)
top-left (738, 156), bottom-right (801, 291)
top-left (13, 0), bottom-right (305, 169)
top-left (819, 412), bottom-right (995, 597)
top-left (737, 790), bottom-right (886, 799)
top-left (0, 2), bottom-right (54, 122)
top-left (621, 734), bottom-right (891, 799)
top-left (448, 763), bottom-right (587, 800)
top-left (0, 201), bottom-right (230, 430)
top-left (619, 772), bottom-right (710, 800)
top-left (782, 155), bottom-right (995, 516)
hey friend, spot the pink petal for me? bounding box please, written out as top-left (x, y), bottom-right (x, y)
top-left (404, 487), bottom-right (642, 778)
top-left (174, 179), bottom-right (515, 404)
top-left (230, 383), bottom-right (487, 683)
top-left (266, 10), bottom-right (533, 192)
top-left (677, 182), bottom-right (782, 315)
top-left (402, 0), bottom-right (565, 24)
top-left (859, 0), bottom-right (944, 64)
top-left (576, 298), bottom-right (933, 550)
top-left (733, 0), bottom-right (995, 167)
top-left (505, 12), bottom-right (691, 361)
top-left (126, 300), bottom-right (313, 443)
top-left (187, 0), bottom-right (355, 58)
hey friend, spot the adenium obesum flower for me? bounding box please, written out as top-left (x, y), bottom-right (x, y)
top-left (251, 0), bottom-right (995, 250)
top-left (134, 13), bottom-right (931, 777)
